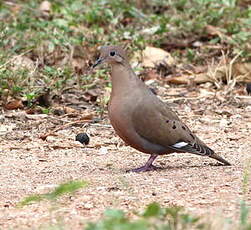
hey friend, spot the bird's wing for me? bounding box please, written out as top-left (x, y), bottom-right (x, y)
top-left (132, 100), bottom-right (214, 156)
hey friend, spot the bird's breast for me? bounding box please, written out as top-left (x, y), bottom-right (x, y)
top-left (108, 98), bottom-right (168, 154)
top-left (108, 98), bottom-right (131, 141)
top-left (109, 98), bottom-right (143, 150)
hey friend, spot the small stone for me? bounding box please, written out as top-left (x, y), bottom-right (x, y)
top-left (98, 147), bottom-right (108, 155)
top-left (46, 136), bottom-right (58, 143)
top-left (75, 133), bottom-right (90, 145)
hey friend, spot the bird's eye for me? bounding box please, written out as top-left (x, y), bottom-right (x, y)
top-left (110, 51), bottom-right (116, 56)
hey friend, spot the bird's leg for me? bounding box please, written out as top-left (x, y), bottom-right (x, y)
top-left (127, 154), bottom-right (160, 173)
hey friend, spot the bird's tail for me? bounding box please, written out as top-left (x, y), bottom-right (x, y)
top-left (209, 154), bottom-right (231, 166)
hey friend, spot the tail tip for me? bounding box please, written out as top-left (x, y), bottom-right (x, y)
top-left (210, 154), bottom-right (231, 166)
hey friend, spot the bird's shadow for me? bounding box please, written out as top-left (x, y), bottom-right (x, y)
top-left (125, 162), bottom-right (231, 173)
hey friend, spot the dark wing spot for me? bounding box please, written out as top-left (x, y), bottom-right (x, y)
top-left (190, 133), bottom-right (195, 139)
top-left (166, 120), bottom-right (169, 123)
top-left (172, 125), bottom-right (176, 129)
top-left (182, 126), bottom-right (186, 130)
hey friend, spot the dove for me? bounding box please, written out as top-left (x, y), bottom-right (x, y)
top-left (92, 46), bottom-right (231, 172)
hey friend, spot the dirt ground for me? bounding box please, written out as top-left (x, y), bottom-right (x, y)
top-left (0, 84), bottom-right (251, 229)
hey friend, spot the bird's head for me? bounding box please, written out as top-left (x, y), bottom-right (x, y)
top-left (92, 46), bottom-right (128, 68)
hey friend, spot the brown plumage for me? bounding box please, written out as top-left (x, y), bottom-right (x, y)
top-left (92, 45), bottom-right (231, 172)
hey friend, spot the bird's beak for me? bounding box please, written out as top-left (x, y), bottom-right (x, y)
top-left (92, 57), bottom-right (103, 68)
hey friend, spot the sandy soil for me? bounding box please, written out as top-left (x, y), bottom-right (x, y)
top-left (0, 85), bottom-right (250, 229)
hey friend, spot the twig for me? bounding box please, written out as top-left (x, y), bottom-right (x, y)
top-left (89, 123), bottom-right (112, 128)
top-left (39, 119), bottom-right (90, 140)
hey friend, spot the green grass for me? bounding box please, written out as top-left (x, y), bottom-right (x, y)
top-left (86, 202), bottom-right (250, 230)
top-left (18, 180), bottom-right (87, 207)
top-left (17, 179), bottom-right (251, 229)
top-left (0, 0), bottom-right (251, 101)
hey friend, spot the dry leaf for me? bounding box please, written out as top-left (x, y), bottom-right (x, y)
top-left (166, 74), bottom-right (210, 84)
top-left (80, 111), bottom-right (94, 120)
top-left (167, 62), bottom-right (251, 85)
top-left (64, 106), bottom-right (78, 114)
top-left (233, 62), bottom-right (251, 82)
top-left (4, 100), bottom-right (24, 110)
top-left (142, 46), bottom-right (175, 68)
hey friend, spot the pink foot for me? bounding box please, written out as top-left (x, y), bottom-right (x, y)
top-left (127, 164), bottom-right (161, 173)
top-left (126, 154), bottom-right (160, 173)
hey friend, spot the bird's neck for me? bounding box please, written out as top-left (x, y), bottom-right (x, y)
top-left (110, 63), bottom-right (142, 98)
